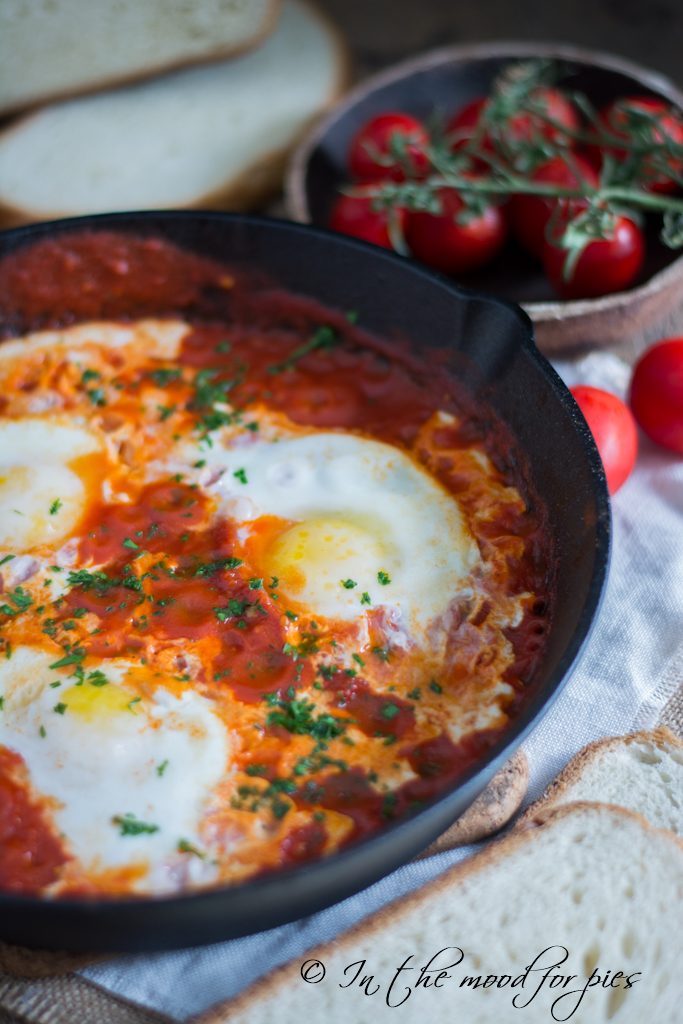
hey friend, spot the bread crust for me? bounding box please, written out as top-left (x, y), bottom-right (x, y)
top-left (0, 0), bottom-right (351, 226)
top-left (419, 749), bottom-right (528, 855)
top-left (191, 801), bottom-right (683, 1024)
top-left (0, 0), bottom-right (282, 119)
top-left (517, 726), bottom-right (682, 829)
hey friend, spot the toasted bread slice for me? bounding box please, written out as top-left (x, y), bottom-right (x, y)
top-left (520, 727), bottom-right (683, 834)
top-left (0, 0), bottom-right (279, 117)
top-left (196, 803), bottom-right (683, 1024)
top-left (0, 0), bottom-right (349, 224)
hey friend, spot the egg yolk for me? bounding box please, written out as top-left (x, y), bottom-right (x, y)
top-left (264, 516), bottom-right (391, 620)
top-left (61, 681), bottom-right (135, 721)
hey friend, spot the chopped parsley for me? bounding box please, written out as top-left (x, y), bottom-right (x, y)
top-left (113, 814), bottom-right (160, 837)
top-left (214, 598), bottom-right (250, 622)
top-left (149, 367), bottom-right (182, 386)
top-left (177, 838), bottom-right (205, 858)
top-left (248, 577), bottom-right (263, 590)
top-left (429, 679), bottom-right (443, 694)
top-left (0, 587), bottom-right (33, 617)
top-left (371, 645), bottom-right (391, 663)
top-left (264, 694), bottom-right (347, 741)
top-left (194, 556), bottom-right (242, 577)
top-left (360, 591), bottom-right (371, 606)
top-left (49, 498), bottom-right (63, 516)
top-left (0, 554), bottom-right (15, 568)
top-left (267, 325), bottom-right (337, 375)
top-left (377, 570), bottom-right (391, 585)
top-left (381, 703), bottom-right (400, 720)
top-left (87, 669), bottom-right (109, 687)
top-left (122, 537), bottom-right (140, 550)
top-left (156, 759), bottom-right (169, 777)
top-left (53, 702), bottom-right (67, 715)
top-left (233, 467), bottom-right (248, 485)
top-left (39, 724), bottom-right (46, 738)
top-left (341, 579), bottom-right (357, 590)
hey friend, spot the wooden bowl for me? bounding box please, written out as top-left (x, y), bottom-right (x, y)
top-left (285, 41), bottom-right (683, 358)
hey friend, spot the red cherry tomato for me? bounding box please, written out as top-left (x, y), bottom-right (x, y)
top-left (570, 385), bottom-right (638, 494)
top-left (589, 96), bottom-right (683, 194)
top-left (405, 188), bottom-right (507, 275)
top-left (328, 192), bottom-right (406, 250)
top-left (447, 87), bottom-right (580, 157)
top-left (348, 113), bottom-right (430, 182)
top-left (629, 337), bottom-right (683, 453)
top-left (542, 215), bottom-right (644, 299)
top-left (509, 155), bottom-right (599, 258)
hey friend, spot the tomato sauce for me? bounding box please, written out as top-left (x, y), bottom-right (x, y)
top-left (0, 230), bottom-right (554, 893)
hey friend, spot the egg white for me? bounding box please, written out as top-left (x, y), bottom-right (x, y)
top-left (188, 429), bottom-right (479, 631)
top-left (0, 647), bottom-right (229, 893)
top-left (0, 416), bottom-right (103, 552)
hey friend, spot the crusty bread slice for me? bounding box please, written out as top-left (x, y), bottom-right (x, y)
top-left (0, 0), bottom-right (348, 225)
top-left (520, 727), bottom-right (683, 834)
top-left (0, 0), bottom-right (279, 117)
top-left (195, 803), bottom-right (683, 1024)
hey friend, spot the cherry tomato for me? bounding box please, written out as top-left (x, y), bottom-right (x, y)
top-left (588, 96), bottom-right (683, 194)
top-left (328, 192), bottom-right (407, 250)
top-left (348, 113), bottom-right (430, 182)
top-left (542, 215), bottom-right (644, 299)
top-left (447, 87), bottom-right (580, 157)
top-left (629, 337), bottom-right (683, 453)
top-left (570, 385), bottom-right (638, 494)
top-left (508, 155), bottom-right (599, 258)
top-left (405, 188), bottom-right (507, 275)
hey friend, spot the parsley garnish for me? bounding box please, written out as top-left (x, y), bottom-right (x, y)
top-left (377, 570), bottom-right (391, 585)
top-left (149, 367), bottom-right (182, 386)
top-left (429, 679), bottom-right (443, 694)
top-left (381, 703), bottom-right (400, 720)
top-left (267, 325), bottom-right (337, 375)
top-left (122, 537), bottom-right (140, 550)
top-left (0, 587), bottom-right (33, 617)
top-left (53, 702), bottom-right (67, 715)
top-left (233, 467), bottom-right (248, 485)
top-left (49, 498), bottom-right (63, 516)
top-left (194, 556), bottom-right (242, 577)
top-left (113, 813), bottom-right (160, 837)
top-left (214, 598), bottom-right (250, 622)
top-left (156, 759), bottom-right (169, 777)
top-left (341, 579), bottom-right (357, 590)
top-left (248, 577), bottom-right (263, 590)
top-left (360, 592), bottom-right (371, 606)
top-left (177, 838), bottom-right (205, 858)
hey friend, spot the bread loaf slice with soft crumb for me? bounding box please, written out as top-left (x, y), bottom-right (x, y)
top-left (196, 804), bottom-right (683, 1024)
top-left (0, 0), bottom-right (348, 224)
top-left (0, 0), bottom-right (279, 117)
top-left (520, 727), bottom-right (683, 834)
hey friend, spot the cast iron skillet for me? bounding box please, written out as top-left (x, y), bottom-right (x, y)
top-left (0, 212), bottom-right (610, 952)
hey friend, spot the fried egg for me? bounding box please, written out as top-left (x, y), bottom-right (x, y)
top-left (201, 431), bottom-right (479, 630)
top-left (0, 416), bottom-right (103, 552)
top-left (0, 647), bottom-right (229, 893)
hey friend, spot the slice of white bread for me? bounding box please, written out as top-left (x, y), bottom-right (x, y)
top-left (520, 727), bottom-right (683, 834)
top-left (196, 803), bottom-right (683, 1024)
top-left (0, 0), bottom-right (348, 224)
top-left (0, 0), bottom-right (279, 117)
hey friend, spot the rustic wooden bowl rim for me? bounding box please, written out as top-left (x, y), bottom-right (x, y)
top-left (285, 39), bottom-right (683, 324)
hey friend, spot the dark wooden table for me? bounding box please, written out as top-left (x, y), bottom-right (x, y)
top-left (319, 0), bottom-right (682, 85)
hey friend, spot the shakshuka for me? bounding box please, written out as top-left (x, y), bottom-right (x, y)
top-left (0, 232), bottom-right (552, 897)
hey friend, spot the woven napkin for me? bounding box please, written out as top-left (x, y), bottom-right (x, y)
top-left (0, 350), bottom-right (681, 1024)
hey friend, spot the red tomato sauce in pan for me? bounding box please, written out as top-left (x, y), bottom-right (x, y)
top-left (0, 232), bottom-right (553, 896)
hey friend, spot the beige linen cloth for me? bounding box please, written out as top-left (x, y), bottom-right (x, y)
top-left (0, 351), bottom-right (681, 1024)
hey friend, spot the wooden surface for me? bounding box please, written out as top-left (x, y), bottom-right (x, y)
top-left (317, 0), bottom-right (683, 86)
